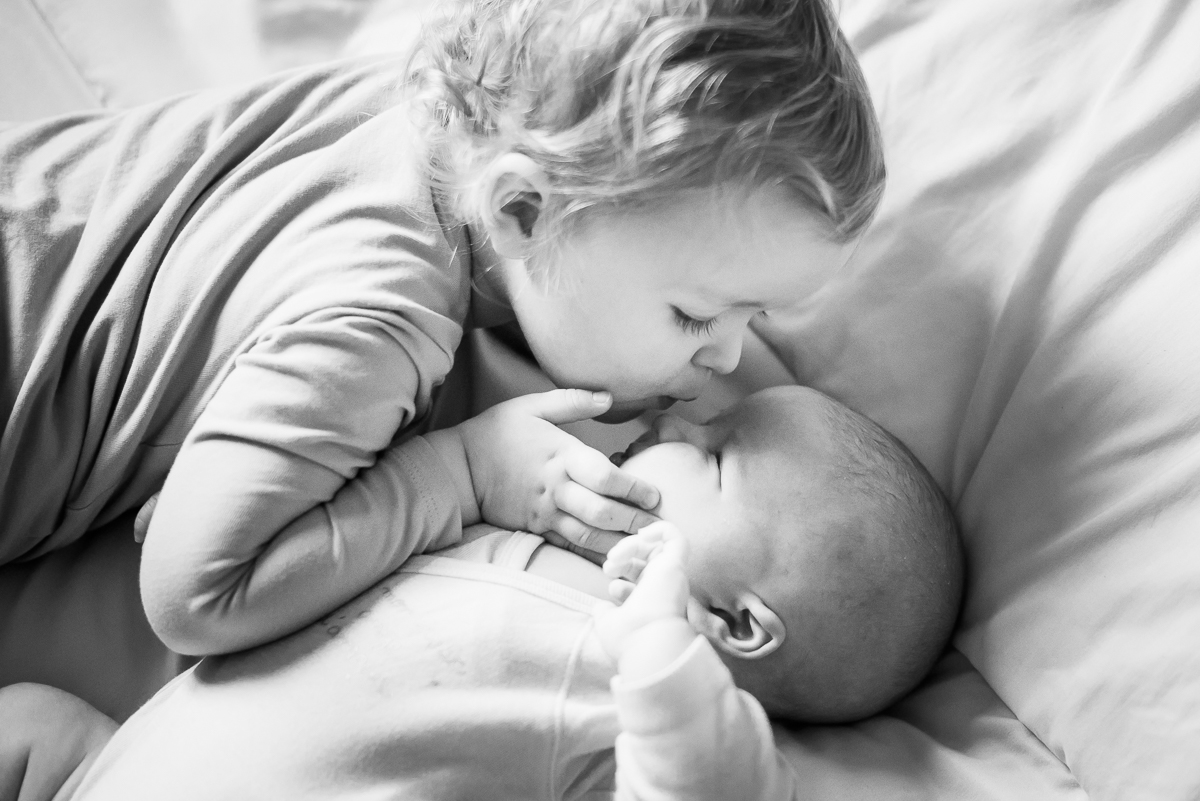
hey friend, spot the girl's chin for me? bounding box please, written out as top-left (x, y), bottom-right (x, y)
top-left (596, 396), bottom-right (676, 424)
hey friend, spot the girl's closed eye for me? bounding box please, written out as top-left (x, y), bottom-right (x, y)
top-left (672, 306), bottom-right (719, 336)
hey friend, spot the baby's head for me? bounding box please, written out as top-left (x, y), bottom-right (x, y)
top-left (617, 386), bottom-right (962, 723)
top-left (409, 1), bottom-right (886, 420)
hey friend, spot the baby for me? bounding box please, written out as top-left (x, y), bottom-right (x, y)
top-left (58, 386), bottom-right (961, 800)
top-left (602, 385), bottom-right (963, 724)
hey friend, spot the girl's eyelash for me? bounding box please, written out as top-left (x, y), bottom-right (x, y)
top-left (672, 306), bottom-right (718, 336)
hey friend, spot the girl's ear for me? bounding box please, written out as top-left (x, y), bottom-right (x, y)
top-left (479, 153), bottom-right (551, 259)
top-left (688, 594), bottom-right (785, 660)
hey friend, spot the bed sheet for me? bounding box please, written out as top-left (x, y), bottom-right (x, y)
top-left (0, 514), bottom-right (194, 722)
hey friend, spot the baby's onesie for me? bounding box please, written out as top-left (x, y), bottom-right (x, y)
top-left (70, 528), bottom-right (800, 800)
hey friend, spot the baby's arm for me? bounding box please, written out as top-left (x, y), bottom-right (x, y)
top-left (598, 524), bottom-right (802, 801)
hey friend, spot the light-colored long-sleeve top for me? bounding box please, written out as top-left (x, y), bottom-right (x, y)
top-left (71, 527), bottom-right (803, 800)
top-left (613, 637), bottom-right (801, 799)
top-left (1, 57), bottom-right (478, 649)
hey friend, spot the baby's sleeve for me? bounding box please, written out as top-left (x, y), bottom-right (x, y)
top-left (612, 637), bottom-right (801, 801)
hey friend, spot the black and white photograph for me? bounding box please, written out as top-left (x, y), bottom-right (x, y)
top-left (1, 0), bottom-right (1197, 798)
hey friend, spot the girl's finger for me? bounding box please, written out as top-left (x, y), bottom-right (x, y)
top-left (547, 512), bottom-right (624, 558)
top-left (133, 491), bottom-right (161, 543)
top-left (516, 388), bottom-right (613, 425)
top-left (564, 447), bottom-right (660, 511)
top-left (553, 481), bottom-right (658, 534)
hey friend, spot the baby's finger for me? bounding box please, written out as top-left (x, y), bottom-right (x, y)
top-left (635, 520), bottom-right (681, 544)
top-left (547, 513), bottom-right (625, 560)
top-left (608, 579), bottom-right (636, 604)
top-left (564, 448), bottom-right (660, 512)
top-left (624, 537), bottom-right (690, 614)
top-left (602, 531), bottom-right (663, 580)
top-left (602, 553), bottom-right (648, 583)
top-left (646, 534), bottom-right (688, 572)
top-left (553, 481), bottom-right (659, 535)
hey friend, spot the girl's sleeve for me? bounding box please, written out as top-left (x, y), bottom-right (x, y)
top-left (612, 637), bottom-right (802, 801)
top-left (139, 306), bottom-right (466, 656)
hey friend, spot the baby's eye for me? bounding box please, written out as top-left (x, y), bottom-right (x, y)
top-left (672, 306), bottom-right (719, 336)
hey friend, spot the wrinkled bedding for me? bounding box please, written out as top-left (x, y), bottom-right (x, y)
top-left (2, 0), bottom-right (1198, 798)
top-left (759, 1), bottom-right (1200, 797)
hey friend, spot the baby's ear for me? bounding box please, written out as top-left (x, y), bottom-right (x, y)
top-left (689, 594), bottom-right (785, 660)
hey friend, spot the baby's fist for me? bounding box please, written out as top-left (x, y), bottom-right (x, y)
top-left (596, 522), bottom-right (691, 662)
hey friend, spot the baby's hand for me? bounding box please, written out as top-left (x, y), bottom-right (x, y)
top-left (601, 520), bottom-right (677, 602)
top-left (457, 389), bottom-right (660, 562)
top-left (596, 522), bottom-right (692, 663)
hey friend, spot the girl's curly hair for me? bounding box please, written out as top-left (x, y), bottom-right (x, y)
top-left (407, 0), bottom-right (885, 245)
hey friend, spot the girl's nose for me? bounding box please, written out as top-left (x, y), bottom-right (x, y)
top-left (691, 332), bottom-right (744, 376)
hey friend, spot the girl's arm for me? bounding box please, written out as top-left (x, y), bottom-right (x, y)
top-left (140, 312), bottom-right (464, 656)
top-left (140, 314), bottom-right (659, 656)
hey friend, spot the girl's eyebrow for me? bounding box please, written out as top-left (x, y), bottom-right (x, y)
top-left (685, 287), bottom-right (767, 310)
top-left (708, 296), bottom-right (769, 311)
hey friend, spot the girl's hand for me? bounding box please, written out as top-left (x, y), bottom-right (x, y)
top-left (597, 522), bottom-right (692, 663)
top-left (133, 492), bottom-right (161, 543)
top-left (457, 389), bottom-right (661, 561)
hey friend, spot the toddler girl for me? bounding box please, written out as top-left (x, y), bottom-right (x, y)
top-left (0, 0), bottom-right (884, 665)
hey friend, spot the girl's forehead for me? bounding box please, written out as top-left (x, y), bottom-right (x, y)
top-left (559, 186), bottom-right (850, 307)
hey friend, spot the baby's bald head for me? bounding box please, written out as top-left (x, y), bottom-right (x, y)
top-left (619, 386), bottom-right (961, 723)
top-left (727, 387), bottom-right (962, 722)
